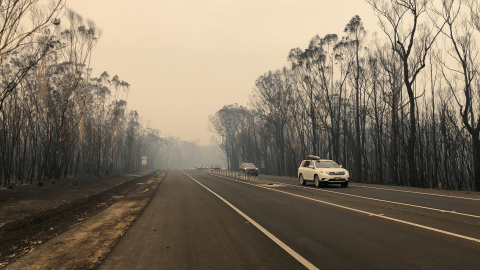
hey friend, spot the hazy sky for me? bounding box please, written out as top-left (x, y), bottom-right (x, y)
top-left (66, 0), bottom-right (380, 145)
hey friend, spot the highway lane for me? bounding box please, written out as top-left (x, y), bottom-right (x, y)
top-left (99, 169), bottom-right (305, 270)
top-left (232, 172), bottom-right (480, 241)
top-left (195, 170), bottom-right (480, 269)
top-left (101, 169), bottom-right (480, 269)
top-left (254, 173), bottom-right (480, 217)
top-left (254, 174), bottom-right (480, 238)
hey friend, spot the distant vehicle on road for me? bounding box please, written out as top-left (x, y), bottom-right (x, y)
top-left (240, 162), bottom-right (258, 176)
top-left (210, 164), bottom-right (221, 172)
top-left (297, 155), bottom-right (349, 187)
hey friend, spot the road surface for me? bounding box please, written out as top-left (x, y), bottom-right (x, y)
top-left (100, 169), bottom-right (480, 269)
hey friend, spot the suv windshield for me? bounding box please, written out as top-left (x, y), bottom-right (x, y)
top-left (243, 163), bottom-right (256, 168)
top-left (314, 160), bottom-right (339, 168)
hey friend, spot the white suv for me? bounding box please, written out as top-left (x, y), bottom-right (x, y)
top-left (297, 155), bottom-right (350, 188)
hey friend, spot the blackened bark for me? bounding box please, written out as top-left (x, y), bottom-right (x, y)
top-left (473, 135), bottom-right (480, 191)
top-left (406, 82), bottom-right (418, 187)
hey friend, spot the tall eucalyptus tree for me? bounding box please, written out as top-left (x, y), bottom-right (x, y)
top-left (252, 69), bottom-right (296, 175)
top-left (0, 0), bottom-right (64, 112)
top-left (209, 104), bottom-right (254, 170)
top-left (43, 9), bottom-right (101, 179)
top-left (337, 15), bottom-right (367, 182)
top-left (366, 0), bottom-right (444, 187)
top-left (438, 0), bottom-right (480, 191)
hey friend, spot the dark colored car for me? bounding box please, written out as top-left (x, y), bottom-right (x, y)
top-left (210, 164), bottom-right (221, 172)
top-left (240, 162), bottom-right (258, 176)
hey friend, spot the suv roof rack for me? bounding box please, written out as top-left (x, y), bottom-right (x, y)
top-left (307, 155), bottom-right (321, 160)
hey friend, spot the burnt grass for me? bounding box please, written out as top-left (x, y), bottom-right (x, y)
top-left (0, 171), bottom-right (159, 267)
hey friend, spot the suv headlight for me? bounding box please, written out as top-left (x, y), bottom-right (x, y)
top-left (319, 171), bottom-right (328, 174)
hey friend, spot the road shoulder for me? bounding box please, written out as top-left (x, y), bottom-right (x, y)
top-left (5, 172), bottom-right (165, 270)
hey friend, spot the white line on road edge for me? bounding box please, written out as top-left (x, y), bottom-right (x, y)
top-left (182, 171), bottom-right (319, 270)
top-left (281, 183), bottom-right (480, 219)
top-left (209, 171), bottom-right (480, 219)
top-left (351, 184), bottom-right (480, 201)
top-left (215, 174), bottom-right (480, 244)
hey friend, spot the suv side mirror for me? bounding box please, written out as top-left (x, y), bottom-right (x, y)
top-left (339, 165), bottom-right (343, 168)
top-left (309, 165), bottom-right (314, 169)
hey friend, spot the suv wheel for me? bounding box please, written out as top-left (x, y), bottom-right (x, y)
top-left (314, 175), bottom-right (321, 188)
top-left (299, 174), bottom-right (306, 185)
top-left (341, 182), bottom-right (348, 188)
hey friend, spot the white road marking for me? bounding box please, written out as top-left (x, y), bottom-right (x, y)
top-left (182, 171), bottom-right (319, 270)
top-left (279, 183), bottom-right (480, 219)
top-left (212, 173), bottom-right (480, 244)
top-left (213, 172), bottom-right (479, 219)
top-left (351, 184), bottom-right (480, 201)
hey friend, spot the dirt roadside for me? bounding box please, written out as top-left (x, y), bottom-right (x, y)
top-left (0, 170), bottom-right (166, 269)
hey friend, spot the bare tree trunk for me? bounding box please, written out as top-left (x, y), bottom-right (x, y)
top-left (406, 81), bottom-right (418, 187)
top-left (472, 135), bottom-right (480, 191)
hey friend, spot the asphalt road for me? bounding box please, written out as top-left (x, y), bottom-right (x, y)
top-left (100, 169), bottom-right (480, 270)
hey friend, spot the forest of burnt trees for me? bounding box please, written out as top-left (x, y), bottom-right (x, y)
top-left (0, 0), bottom-right (172, 187)
top-left (210, 0), bottom-right (480, 191)
top-left (0, 1), bottom-right (226, 188)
